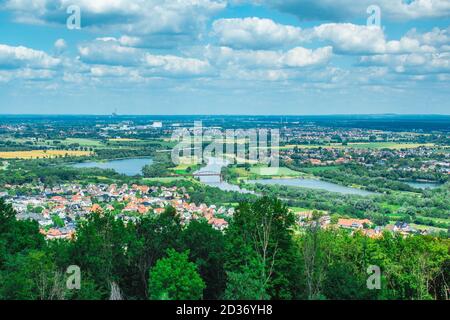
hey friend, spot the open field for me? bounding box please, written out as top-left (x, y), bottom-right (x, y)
top-left (229, 166), bottom-right (304, 179)
top-left (289, 207), bottom-right (312, 212)
top-left (62, 138), bottom-right (104, 147)
top-left (108, 138), bottom-right (141, 142)
top-left (250, 166), bottom-right (303, 177)
top-left (409, 224), bottom-right (448, 233)
top-left (0, 150), bottom-right (92, 159)
top-left (171, 163), bottom-right (201, 176)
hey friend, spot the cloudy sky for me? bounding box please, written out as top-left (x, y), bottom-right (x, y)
top-left (0, 0), bottom-right (449, 115)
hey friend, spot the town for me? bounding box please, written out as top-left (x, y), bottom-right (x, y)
top-left (3, 183), bottom-right (234, 240)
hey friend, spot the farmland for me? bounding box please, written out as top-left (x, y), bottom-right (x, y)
top-left (0, 150), bottom-right (92, 159)
top-left (249, 166), bottom-right (303, 177)
top-left (62, 138), bottom-right (104, 147)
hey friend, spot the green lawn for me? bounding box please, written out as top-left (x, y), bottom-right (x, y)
top-left (381, 203), bottom-right (402, 212)
top-left (289, 207), bottom-right (312, 212)
top-left (231, 167), bottom-right (252, 177)
top-left (386, 214), bottom-right (407, 220)
top-left (410, 224), bottom-right (447, 233)
top-left (250, 166), bottom-right (303, 177)
top-left (170, 163), bottom-right (200, 176)
top-left (62, 138), bottom-right (104, 147)
top-left (423, 217), bottom-right (450, 225)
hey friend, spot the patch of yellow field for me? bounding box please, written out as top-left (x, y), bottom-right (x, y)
top-left (177, 156), bottom-right (201, 165)
top-left (0, 150), bottom-right (92, 159)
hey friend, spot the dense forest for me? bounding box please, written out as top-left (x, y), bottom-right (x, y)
top-left (0, 198), bottom-right (448, 300)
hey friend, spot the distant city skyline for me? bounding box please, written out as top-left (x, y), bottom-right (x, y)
top-left (0, 1), bottom-right (449, 115)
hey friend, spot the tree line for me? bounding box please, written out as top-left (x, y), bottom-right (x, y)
top-left (0, 197), bottom-right (449, 300)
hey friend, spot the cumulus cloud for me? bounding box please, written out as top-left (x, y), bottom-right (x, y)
top-left (203, 45), bottom-right (332, 81)
top-left (54, 38), bottom-right (67, 55)
top-left (2, 0), bottom-right (226, 47)
top-left (405, 27), bottom-right (450, 48)
top-left (313, 24), bottom-right (386, 55)
top-left (211, 18), bottom-right (446, 56)
top-left (0, 44), bottom-right (60, 69)
top-left (78, 39), bottom-right (142, 66)
top-left (313, 23), bottom-right (440, 55)
top-left (143, 53), bottom-right (213, 77)
top-left (283, 47), bottom-right (333, 67)
top-left (360, 52), bottom-right (450, 75)
top-left (207, 45), bottom-right (332, 69)
top-left (212, 17), bottom-right (306, 49)
top-left (0, 68), bottom-right (56, 82)
top-left (354, 26), bottom-right (450, 77)
top-left (259, 0), bottom-right (450, 21)
top-left (77, 38), bottom-right (212, 78)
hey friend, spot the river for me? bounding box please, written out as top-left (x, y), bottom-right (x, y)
top-left (405, 181), bottom-right (443, 190)
top-left (195, 157), bottom-right (374, 196)
top-left (193, 157), bottom-right (255, 194)
top-left (247, 178), bottom-right (375, 196)
top-left (72, 156), bottom-right (377, 196)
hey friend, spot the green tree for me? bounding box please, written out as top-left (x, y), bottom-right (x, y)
top-left (224, 197), bottom-right (301, 299)
top-left (126, 206), bottom-right (182, 299)
top-left (70, 211), bottom-right (133, 298)
top-left (0, 199), bottom-right (45, 268)
top-left (224, 269), bottom-right (269, 300)
top-left (148, 249), bottom-right (205, 300)
top-left (0, 250), bottom-right (66, 300)
top-left (182, 220), bottom-right (226, 299)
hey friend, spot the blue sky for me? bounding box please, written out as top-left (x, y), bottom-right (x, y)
top-left (0, 0), bottom-right (449, 115)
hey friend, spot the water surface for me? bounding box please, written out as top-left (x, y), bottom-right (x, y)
top-left (405, 181), bottom-right (443, 190)
top-left (194, 158), bottom-right (254, 194)
top-left (248, 178), bottom-right (375, 196)
top-left (72, 157), bottom-right (153, 176)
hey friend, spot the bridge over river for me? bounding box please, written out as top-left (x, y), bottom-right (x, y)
top-left (192, 170), bottom-right (223, 182)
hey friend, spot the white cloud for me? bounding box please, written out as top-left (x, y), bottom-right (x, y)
top-left (143, 53), bottom-right (213, 77)
top-left (0, 68), bottom-right (57, 83)
top-left (54, 38), bottom-right (67, 50)
top-left (313, 24), bottom-right (386, 55)
top-left (312, 23), bottom-right (442, 55)
top-left (77, 39), bottom-right (212, 77)
top-left (360, 52), bottom-right (450, 75)
top-left (0, 44), bottom-right (60, 69)
top-left (207, 45), bottom-right (332, 69)
top-left (353, 27), bottom-right (450, 76)
top-left (405, 27), bottom-right (450, 48)
top-left (78, 39), bottom-right (141, 66)
top-left (283, 47), bottom-right (333, 67)
top-left (2, 0), bottom-right (226, 47)
top-left (212, 17), bottom-right (306, 49)
top-left (213, 19), bottom-right (448, 56)
top-left (54, 38), bottom-right (67, 55)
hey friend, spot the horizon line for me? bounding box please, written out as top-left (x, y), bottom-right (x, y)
top-left (1, 113), bottom-right (450, 117)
